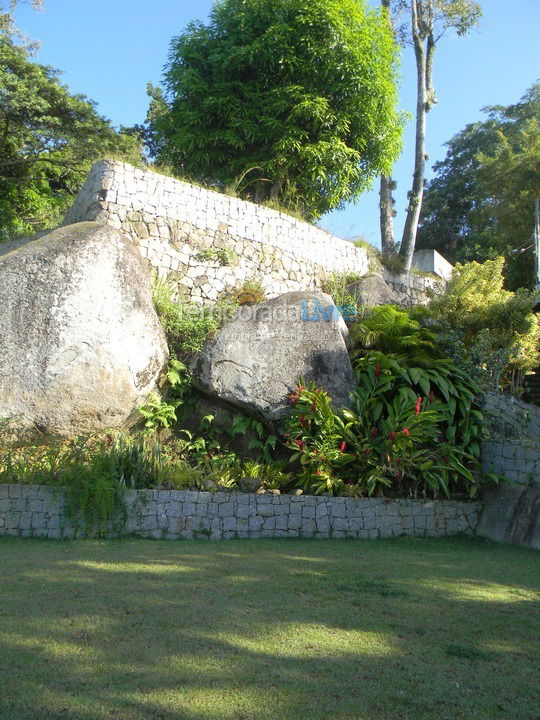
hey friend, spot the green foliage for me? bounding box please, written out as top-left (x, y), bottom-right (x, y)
top-left (153, 0), bottom-right (403, 220)
top-left (230, 415), bottom-right (278, 465)
top-left (138, 393), bottom-right (178, 433)
top-left (138, 359), bottom-right (192, 434)
top-left (0, 27), bottom-right (142, 241)
top-left (352, 305), bottom-right (436, 361)
top-left (153, 278), bottom-right (235, 358)
top-left (195, 246), bottom-right (238, 266)
top-left (426, 258), bottom-right (540, 391)
top-left (417, 84), bottom-right (540, 289)
top-left (320, 272), bottom-right (362, 316)
top-left (285, 362), bottom-right (488, 499)
top-left (284, 304), bottom-right (490, 498)
top-left (227, 277), bottom-right (266, 306)
top-left (0, 437), bottom-right (74, 485)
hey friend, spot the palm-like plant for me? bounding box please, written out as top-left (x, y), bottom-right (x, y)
top-left (351, 305), bottom-right (436, 365)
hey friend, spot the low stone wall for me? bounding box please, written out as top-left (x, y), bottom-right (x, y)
top-left (0, 484), bottom-right (480, 541)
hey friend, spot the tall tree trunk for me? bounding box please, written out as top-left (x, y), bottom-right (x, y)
top-left (379, 175), bottom-right (396, 256)
top-left (400, 0), bottom-right (436, 271)
top-left (379, 0), bottom-right (396, 258)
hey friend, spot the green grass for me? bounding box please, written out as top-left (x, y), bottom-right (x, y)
top-left (0, 536), bottom-right (539, 720)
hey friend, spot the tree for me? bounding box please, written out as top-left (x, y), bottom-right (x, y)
top-left (417, 84), bottom-right (540, 289)
top-left (379, 0), bottom-right (481, 268)
top-left (378, 0), bottom-right (398, 256)
top-left (152, 0), bottom-right (403, 220)
top-left (0, 27), bottom-right (142, 240)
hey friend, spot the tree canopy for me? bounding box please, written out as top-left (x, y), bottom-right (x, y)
top-left (417, 84), bottom-right (540, 289)
top-left (0, 23), bottom-right (142, 241)
top-left (151, 0), bottom-right (403, 220)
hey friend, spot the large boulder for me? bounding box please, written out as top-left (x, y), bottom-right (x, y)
top-left (347, 272), bottom-right (397, 307)
top-left (191, 291), bottom-right (356, 427)
top-left (0, 222), bottom-right (168, 438)
top-left (477, 484), bottom-right (540, 550)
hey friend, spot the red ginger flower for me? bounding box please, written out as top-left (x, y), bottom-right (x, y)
top-left (295, 438), bottom-right (304, 450)
top-left (375, 362), bottom-right (381, 378)
top-left (403, 427), bottom-right (410, 436)
top-left (390, 431), bottom-right (396, 441)
top-left (340, 441), bottom-right (347, 452)
top-left (415, 397), bottom-right (422, 415)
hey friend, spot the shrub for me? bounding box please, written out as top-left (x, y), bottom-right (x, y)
top-left (284, 372), bottom-right (488, 499)
top-left (227, 277), bottom-right (266, 306)
top-left (426, 257), bottom-right (540, 392)
top-left (320, 272), bottom-right (363, 317)
top-left (153, 278), bottom-right (235, 358)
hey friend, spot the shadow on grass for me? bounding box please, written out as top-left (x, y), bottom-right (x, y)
top-left (0, 536), bottom-right (539, 720)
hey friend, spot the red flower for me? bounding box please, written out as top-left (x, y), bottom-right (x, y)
top-left (415, 397), bottom-right (422, 415)
top-left (299, 415), bottom-right (307, 427)
top-left (315, 470), bottom-right (322, 476)
top-left (295, 439), bottom-right (305, 450)
top-left (402, 427), bottom-right (410, 436)
top-left (375, 363), bottom-right (381, 378)
top-left (370, 427), bottom-right (379, 439)
top-left (340, 441), bottom-right (347, 452)
top-left (312, 448), bottom-right (318, 455)
top-left (284, 433), bottom-right (290, 439)
top-left (390, 431), bottom-right (396, 441)
top-left (290, 394), bottom-right (298, 404)
top-left (311, 399), bottom-right (317, 412)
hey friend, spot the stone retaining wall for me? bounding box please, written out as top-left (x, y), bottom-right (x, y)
top-left (482, 390), bottom-right (540, 440)
top-left (481, 439), bottom-right (540, 486)
top-left (382, 269), bottom-right (439, 308)
top-left (0, 484), bottom-right (480, 541)
top-left (480, 392), bottom-right (540, 485)
top-left (64, 160), bottom-right (436, 305)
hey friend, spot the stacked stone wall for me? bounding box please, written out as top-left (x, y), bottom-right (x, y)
top-left (64, 160), bottom-right (436, 305)
top-left (480, 392), bottom-right (540, 486)
top-left (0, 485), bottom-right (479, 541)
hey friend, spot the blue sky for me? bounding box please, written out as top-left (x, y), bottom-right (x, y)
top-left (14, 0), bottom-right (540, 249)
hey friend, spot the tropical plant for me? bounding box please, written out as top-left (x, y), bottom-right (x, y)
top-left (230, 414), bottom-right (278, 464)
top-left (351, 305), bottom-right (436, 361)
top-left (284, 368), bottom-right (488, 499)
top-left (151, 0), bottom-right (403, 220)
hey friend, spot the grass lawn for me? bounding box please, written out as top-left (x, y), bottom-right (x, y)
top-left (0, 536), bottom-right (539, 720)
